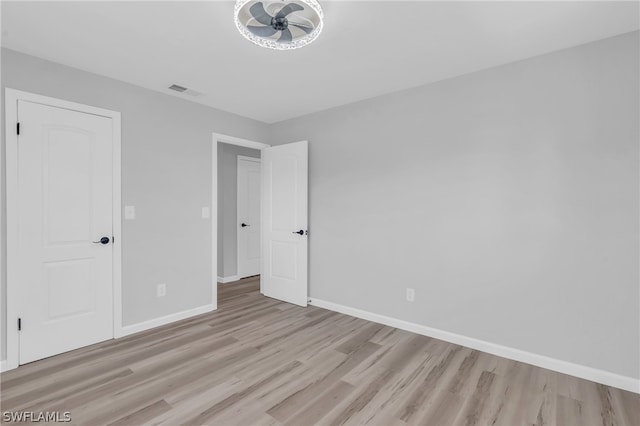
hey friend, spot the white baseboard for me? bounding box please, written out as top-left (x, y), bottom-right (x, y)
top-left (117, 304), bottom-right (215, 338)
top-left (309, 298), bottom-right (640, 394)
top-left (0, 360), bottom-right (7, 373)
top-left (217, 275), bottom-right (240, 284)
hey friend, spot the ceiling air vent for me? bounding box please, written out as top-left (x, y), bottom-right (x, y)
top-left (168, 84), bottom-right (202, 97)
top-left (168, 84), bottom-right (187, 92)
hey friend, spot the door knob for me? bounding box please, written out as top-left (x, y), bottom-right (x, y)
top-left (241, 223), bottom-right (250, 227)
top-left (93, 236), bottom-right (110, 245)
top-left (293, 230), bottom-right (304, 235)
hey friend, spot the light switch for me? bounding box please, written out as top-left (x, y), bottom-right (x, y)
top-left (202, 207), bottom-right (210, 219)
top-left (124, 205), bottom-right (136, 220)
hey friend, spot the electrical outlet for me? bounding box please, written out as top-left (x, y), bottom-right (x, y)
top-left (406, 288), bottom-right (415, 302)
top-left (202, 207), bottom-right (210, 219)
top-left (157, 283), bottom-right (166, 297)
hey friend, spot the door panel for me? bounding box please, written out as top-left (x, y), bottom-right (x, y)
top-left (237, 157), bottom-right (261, 278)
top-left (45, 128), bottom-right (93, 243)
top-left (261, 141), bottom-right (308, 307)
top-left (271, 241), bottom-right (297, 280)
top-left (270, 157), bottom-right (297, 230)
top-left (45, 259), bottom-right (95, 319)
top-left (17, 100), bottom-right (114, 364)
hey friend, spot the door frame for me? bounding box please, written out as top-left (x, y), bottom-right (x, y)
top-left (212, 133), bottom-right (269, 308)
top-left (236, 155), bottom-right (261, 280)
top-left (3, 88), bottom-right (122, 371)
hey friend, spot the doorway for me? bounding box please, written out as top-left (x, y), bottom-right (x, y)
top-left (212, 134), bottom-right (309, 310)
top-left (4, 89), bottom-right (122, 370)
top-left (217, 143), bottom-right (262, 283)
top-left (237, 155), bottom-right (262, 279)
top-left (212, 135), bottom-right (269, 310)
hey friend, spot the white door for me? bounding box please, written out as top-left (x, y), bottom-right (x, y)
top-left (237, 156), bottom-right (261, 279)
top-left (261, 141), bottom-right (308, 307)
top-left (17, 100), bottom-right (114, 364)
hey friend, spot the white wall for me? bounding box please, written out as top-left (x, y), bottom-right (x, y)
top-left (270, 32), bottom-right (640, 380)
top-left (217, 143), bottom-right (260, 279)
top-left (0, 48), bottom-right (270, 360)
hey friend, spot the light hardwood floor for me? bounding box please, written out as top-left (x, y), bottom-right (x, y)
top-left (1, 277), bottom-right (638, 425)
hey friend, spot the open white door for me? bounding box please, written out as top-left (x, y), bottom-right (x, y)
top-left (261, 141), bottom-right (308, 307)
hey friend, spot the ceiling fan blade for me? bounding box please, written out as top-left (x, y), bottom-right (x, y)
top-left (249, 2), bottom-right (274, 26)
top-left (247, 25), bottom-right (278, 37)
top-left (278, 28), bottom-right (293, 43)
top-left (276, 3), bottom-right (304, 19)
top-left (290, 22), bottom-right (313, 34)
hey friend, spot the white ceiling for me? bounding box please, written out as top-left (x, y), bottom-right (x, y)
top-left (2, 1), bottom-right (638, 123)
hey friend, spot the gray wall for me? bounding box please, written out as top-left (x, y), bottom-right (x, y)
top-left (269, 32), bottom-right (640, 379)
top-left (217, 143), bottom-right (260, 279)
top-left (0, 48), bottom-right (270, 360)
top-left (2, 31), bottom-right (638, 381)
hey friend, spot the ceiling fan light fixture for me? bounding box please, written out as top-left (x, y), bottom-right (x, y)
top-left (234, 0), bottom-right (323, 50)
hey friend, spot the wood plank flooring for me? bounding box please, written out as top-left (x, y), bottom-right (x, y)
top-left (1, 277), bottom-right (638, 425)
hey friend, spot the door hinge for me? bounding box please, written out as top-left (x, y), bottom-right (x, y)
top-left (112, 235), bottom-right (115, 244)
top-left (18, 318), bottom-right (22, 331)
top-left (16, 122), bottom-right (20, 135)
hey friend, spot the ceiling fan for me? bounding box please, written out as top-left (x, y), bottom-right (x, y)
top-left (235, 0), bottom-right (324, 50)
